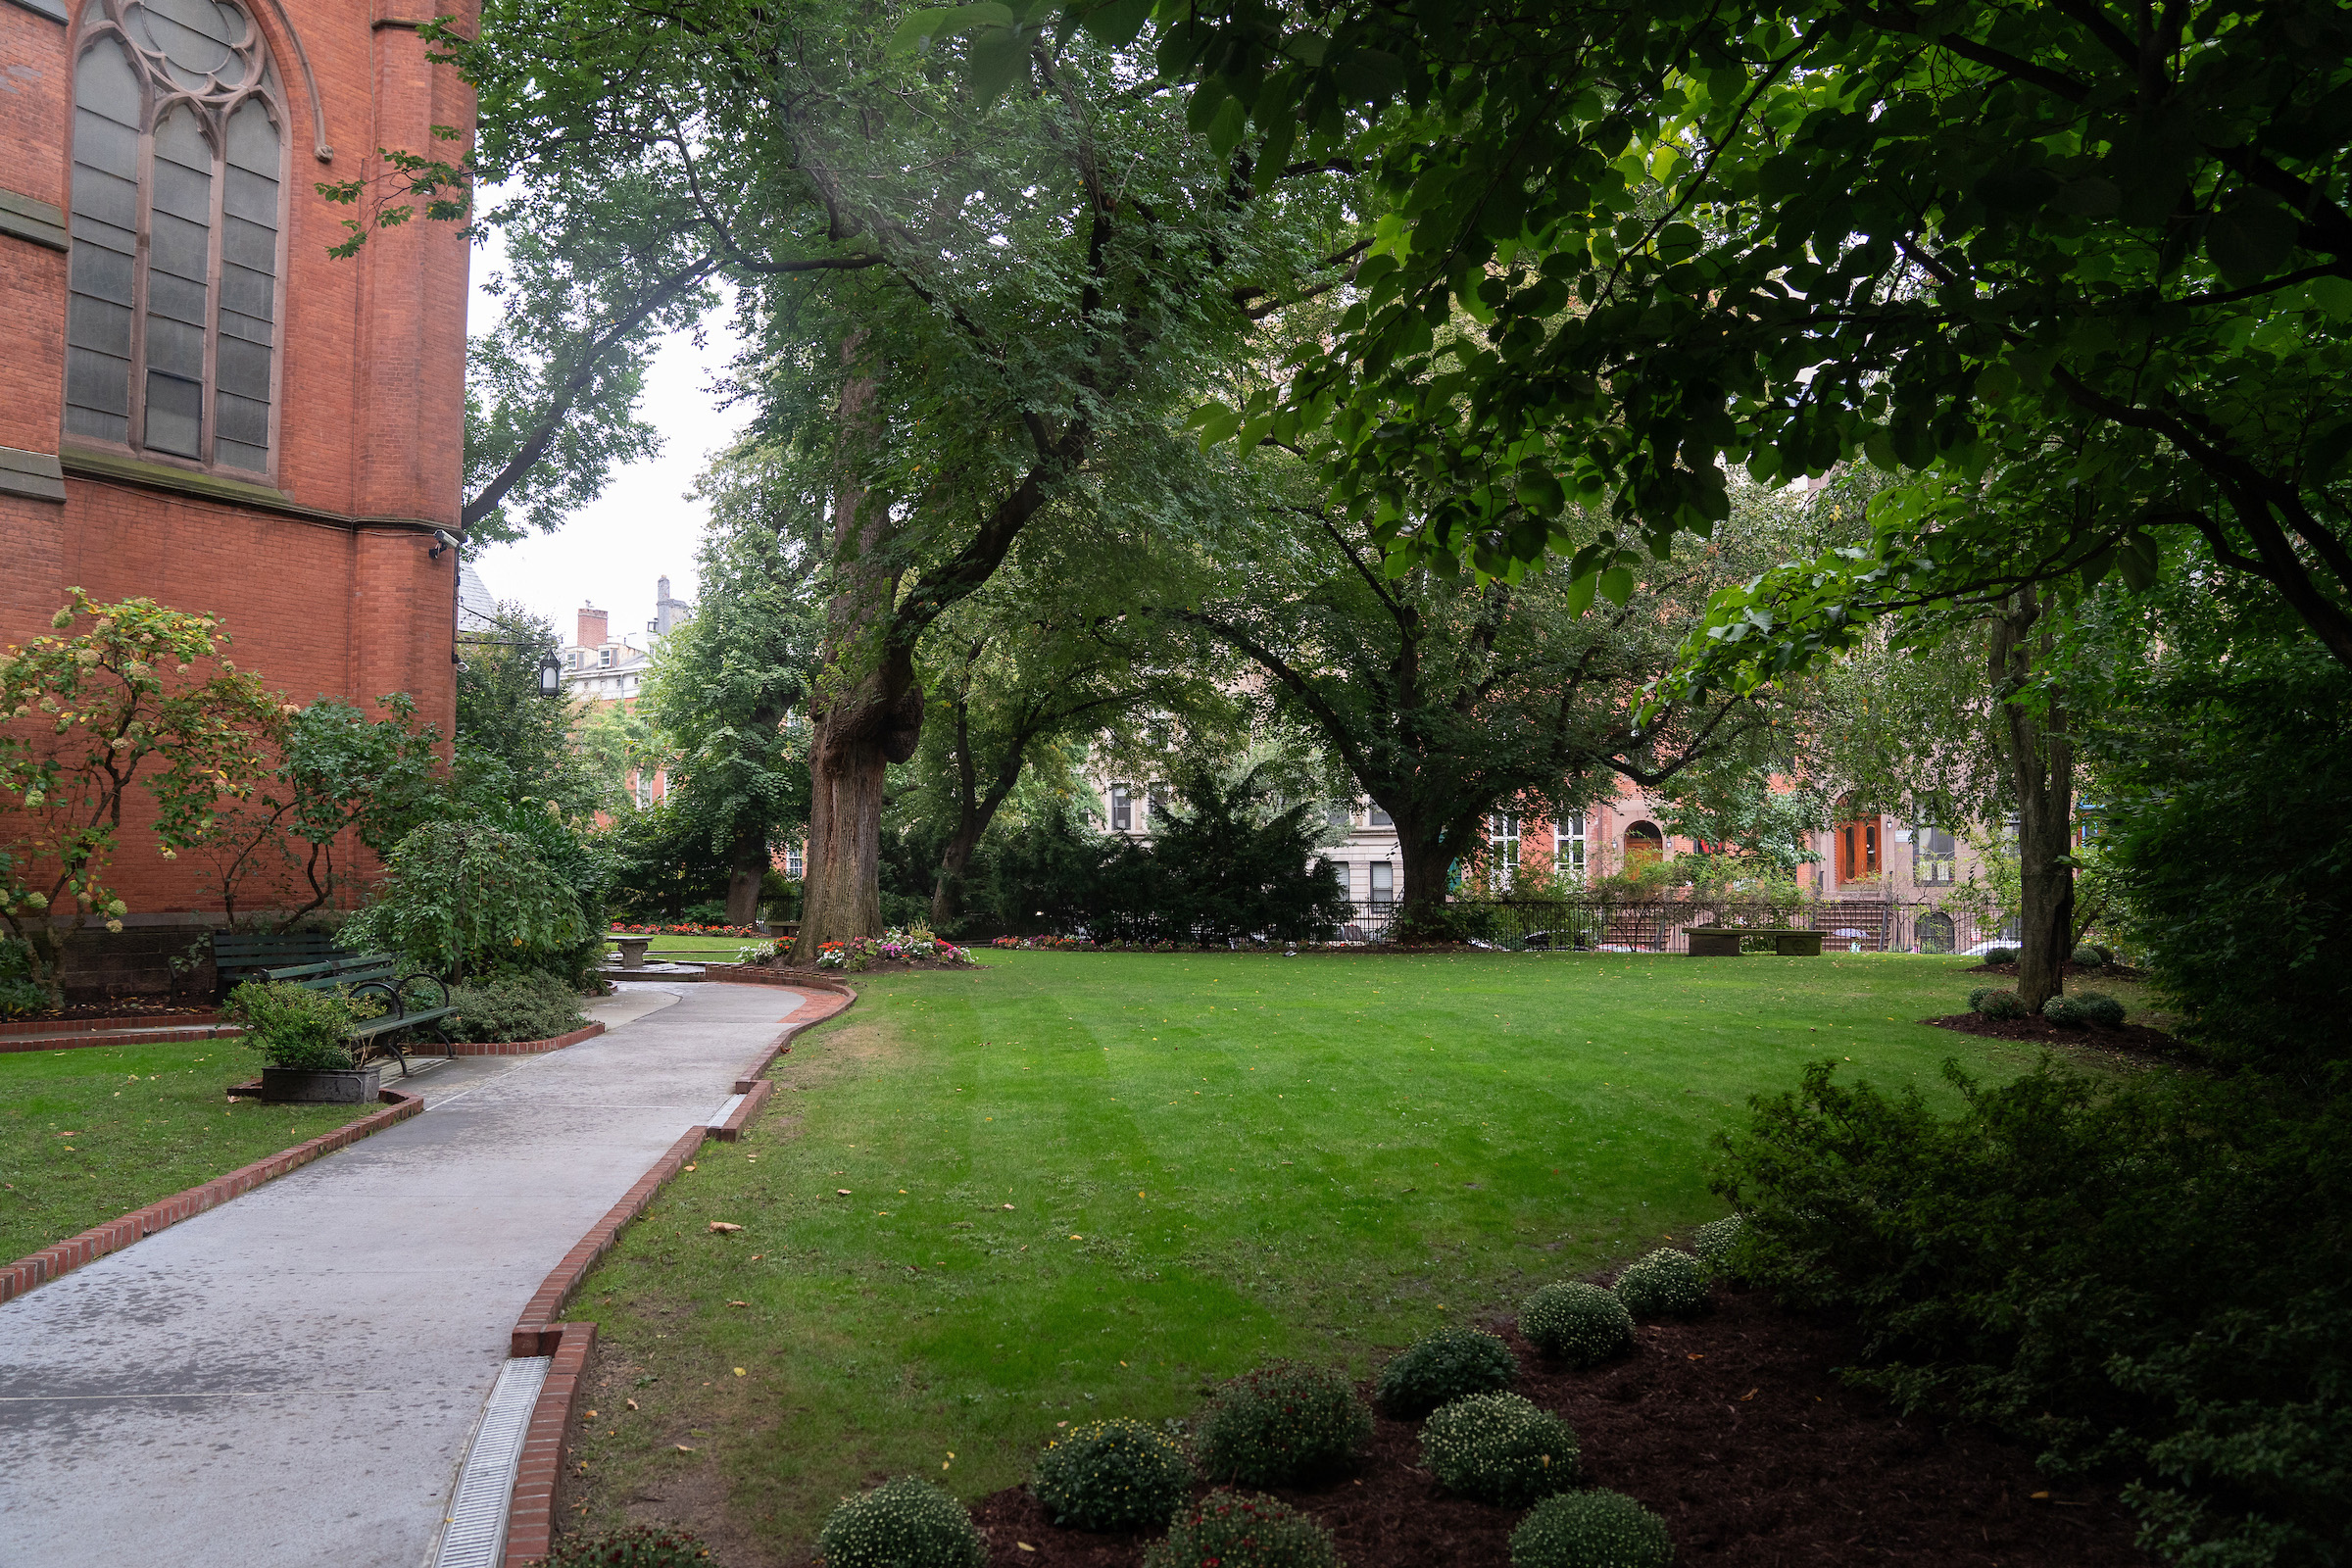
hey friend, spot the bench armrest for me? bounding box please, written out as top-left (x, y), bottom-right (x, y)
top-left (345, 978), bottom-right (405, 1023)
top-left (397, 972), bottom-right (452, 1013)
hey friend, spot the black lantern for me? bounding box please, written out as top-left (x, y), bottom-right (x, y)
top-left (538, 652), bottom-right (564, 698)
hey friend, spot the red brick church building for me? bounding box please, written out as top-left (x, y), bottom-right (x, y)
top-left (1, 0), bottom-right (475, 917)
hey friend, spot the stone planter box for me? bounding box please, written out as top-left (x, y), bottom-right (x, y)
top-left (612, 936), bottom-right (656, 969)
top-left (258, 1065), bottom-right (382, 1103)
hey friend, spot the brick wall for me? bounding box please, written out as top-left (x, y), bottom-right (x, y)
top-left (0, 0), bottom-right (479, 916)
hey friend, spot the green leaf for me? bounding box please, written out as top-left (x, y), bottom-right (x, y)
top-left (1655, 221), bottom-right (1702, 264)
top-left (1194, 404), bottom-right (1242, 452)
top-left (1564, 570), bottom-right (1597, 616)
top-left (1596, 565), bottom-right (1635, 606)
top-left (1074, 0), bottom-right (1152, 50)
top-left (2116, 529), bottom-right (2161, 592)
top-left (1206, 96), bottom-right (1249, 162)
top-left (1330, 48), bottom-right (1405, 105)
top-left (2206, 201), bottom-right (2298, 285)
top-left (966, 24), bottom-right (1033, 102)
top-left (888, 2), bottom-right (1009, 54)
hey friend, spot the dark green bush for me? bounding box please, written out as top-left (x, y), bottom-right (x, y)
top-left (816, 1476), bottom-right (986, 1568)
top-left (1419, 1393), bottom-right (1580, 1506)
top-left (1195, 1362), bottom-right (1372, 1487)
top-left (1032, 1417), bottom-right (1193, 1533)
top-left (541, 1523), bottom-right (710, 1566)
top-left (1143, 1490), bottom-right (1342, 1568)
top-left (2072, 945), bottom-right (2105, 968)
top-left (1611, 1250), bottom-right (1710, 1319)
top-left (0, 977), bottom-right (47, 1017)
top-left (1982, 946), bottom-right (2019, 965)
top-left (2042, 994), bottom-right (2092, 1028)
top-left (1715, 1058), bottom-right (2352, 1567)
top-left (1970, 988), bottom-right (2028, 1021)
top-left (1509, 1490), bottom-right (1674, 1568)
top-left (2076, 991), bottom-right (2128, 1028)
top-left (1517, 1283), bottom-right (1632, 1367)
top-left (224, 980), bottom-right (359, 1070)
top-left (448, 971), bottom-right (588, 1043)
top-left (1374, 1326), bottom-right (1517, 1417)
top-left (1690, 1214), bottom-right (1744, 1271)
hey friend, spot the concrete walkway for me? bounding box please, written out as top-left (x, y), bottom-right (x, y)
top-left (0, 980), bottom-right (815, 1568)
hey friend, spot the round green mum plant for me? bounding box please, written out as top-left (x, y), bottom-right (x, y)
top-left (817, 1476), bottom-right (986, 1568)
top-left (1970, 987), bottom-right (2029, 1021)
top-left (1142, 1489), bottom-right (1342, 1568)
top-left (1518, 1283), bottom-right (1633, 1368)
top-left (1032, 1417), bottom-right (1194, 1533)
top-left (1611, 1250), bottom-right (1710, 1319)
top-left (1509, 1490), bottom-right (1674, 1568)
top-left (1690, 1214), bottom-right (1744, 1272)
top-left (543, 1523), bottom-right (712, 1567)
top-left (1419, 1392), bottom-right (1580, 1507)
top-left (1196, 1362), bottom-right (1372, 1487)
top-left (1374, 1325), bottom-right (1518, 1418)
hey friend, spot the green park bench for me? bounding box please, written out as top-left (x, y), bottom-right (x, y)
top-left (211, 929), bottom-right (344, 993)
top-left (255, 954), bottom-right (457, 1078)
top-left (1687, 926), bottom-right (1826, 957)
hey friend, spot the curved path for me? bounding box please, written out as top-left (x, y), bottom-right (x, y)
top-left (0, 980), bottom-right (819, 1568)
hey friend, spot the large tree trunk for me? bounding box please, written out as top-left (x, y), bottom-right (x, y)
top-left (724, 821), bottom-right (767, 929)
top-left (1390, 814), bottom-right (1461, 941)
top-left (795, 344), bottom-right (923, 961)
top-left (1989, 589), bottom-right (2075, 1011)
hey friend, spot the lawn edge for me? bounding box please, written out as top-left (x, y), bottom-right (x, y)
top-left (0, 1008), bottom-right (223, 1037)
top-left (0, 1023), bottom-right (245, 1053)
top-left (498, 983), bottom-right (855, 1568)
top-left (0, 1085), bottom-right (424, 1304)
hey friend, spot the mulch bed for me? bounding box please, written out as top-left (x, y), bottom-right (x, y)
top-left (1, 998), bottom-right (217, 1027)
top-left (966, 1289), bottom-right (2151, 1568)
top-left (1925, 1011), bottom-right (2191, 1065)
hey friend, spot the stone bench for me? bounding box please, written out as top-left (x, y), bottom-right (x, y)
top-left (1687, 927), bottom-right (1825, 957)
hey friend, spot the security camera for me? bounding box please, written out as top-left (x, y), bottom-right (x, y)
top-left (428, 528), bottom-right (460, 562)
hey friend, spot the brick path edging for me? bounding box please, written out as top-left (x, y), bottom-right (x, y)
top-left (0, 1086), bottom-right (424, 1305)
top-left (0, 1023), bottom-right (244, 1054)
top-left (0, 1009), bottom-right (223, 1037)
top-left (498, 984), bottom-right (856, 1565)
top-left (441, 1021), bottom-right (605, 1056)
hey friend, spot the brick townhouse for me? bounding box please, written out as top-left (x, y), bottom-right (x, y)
top-left (1, 0), bottom-right (477, 928)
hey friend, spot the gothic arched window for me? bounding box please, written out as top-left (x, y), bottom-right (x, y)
top-left (65, 0), bottom-right (285, 477)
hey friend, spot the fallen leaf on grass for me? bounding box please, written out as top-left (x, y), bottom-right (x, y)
top-left (733, 1368), bottom-right (746, 1377)
top-left (709, 1221), bottom-right (743, 1233)
top-left (728, 1299), bottom-right (749, 1307)
top-left (626, 1399), bottom-right (638, 1410)
top-left (683, 1163), bottom-right (697, 1172)
top-left (676, 1445), bottom-right (696, 1453)
top-left (838, 1189), bottom-right (853, 1196)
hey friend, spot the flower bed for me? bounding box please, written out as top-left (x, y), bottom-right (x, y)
top-left (813, 928), bottom-right (975, 972)
top-left (609, 922), bottom-right (761, 938)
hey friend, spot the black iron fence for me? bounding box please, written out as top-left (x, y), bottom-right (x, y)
top-left (1335, 898), bottom-right (2017, 955)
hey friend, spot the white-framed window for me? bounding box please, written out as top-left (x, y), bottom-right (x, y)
top-left (1110, 784), bottom-right (1132, 832)
top-left (634, 771), bottom-right (652, 809)
top-left (1369, 862), bottom-right (1395, 905)
top-left (1488, 812), bottom-right (1520, 891)
top-left (1554, 811), bottom-right (1586, 874)
top-left (1915, 826), bottom-right (1956, 885)
top-left (784, 844), bottom-right (804, 879)
top-left (599, 647), bottom-right (613, 667)
top-left (1367, 803), bottom-right (1393, 827)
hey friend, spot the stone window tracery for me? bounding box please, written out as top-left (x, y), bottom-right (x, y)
top-left (66, 0), bottom-right (286, 477)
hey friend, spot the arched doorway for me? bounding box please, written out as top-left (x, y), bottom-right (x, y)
top-left (1624, 820), bottom-right (1664, 865)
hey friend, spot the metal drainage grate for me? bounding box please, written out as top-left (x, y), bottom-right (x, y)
top-left (434, 1355), bottom-right (551, 1568)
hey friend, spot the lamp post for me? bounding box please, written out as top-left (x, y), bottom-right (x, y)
top-left (538, 652), bottom-right (564, 698)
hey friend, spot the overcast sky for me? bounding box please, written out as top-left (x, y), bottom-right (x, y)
top-left (463, 225), bottom-right (749, 648)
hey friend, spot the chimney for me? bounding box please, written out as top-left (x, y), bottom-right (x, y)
top-left (577, 603), bottom-right (609, 648)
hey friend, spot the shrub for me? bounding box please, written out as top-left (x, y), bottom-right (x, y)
top-left (1690, 1214), bottom-right (1744, 1272)
top-left (2042, 993), bottom-right (2091, 1028)
top-left (339, 821), bottom-right (590, 982)
top-left (815, 1476), bottom-right (986, 1568)
top-left (1032, 1417), bottom-right (1193, 1533)
top-left (2072, 945), bottom-right (2105, 968)
top-left (1419, 1392), bottom-right (1580, 1506)
top-left (1143, 1490), bottom-right (1341, 1568)
top-left (541, 1524), bottom-right (711, 1567)
top-left (1509, 1490), bottom-right (1674, 1568)
top-left (1970, 988), bottom-right (2028, 1021)
top-left (0, 977), bottom-right (48, 1017)
top-left (1195, 1362), bottom-right (1372, 1487)
top-left (448, 971), bottom-right (588, 1044)
top-left (1611, 1250), bottom-right (1710, 1319)
top-left (1517, 1284), bottom-right (1633, 1367)
top-left (2075, 991), bottom-right (2128, 1027)
top-left (225, 980), bottom-right (359, 1070)
top-left (1716, 1058), bottom-right (2352, 1567)
top-left (1983, 946), bottom-right (2019, 965)
top-left (1374, 1326), bottom-right (1517, 1417)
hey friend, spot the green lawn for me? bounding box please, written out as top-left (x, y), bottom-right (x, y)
top-left (0, 1039), bottom-right (375, 1262)
top-left (629, 934), bottom-right (771, 959)
top-left (561, 950), bottom-right (2155, 1556)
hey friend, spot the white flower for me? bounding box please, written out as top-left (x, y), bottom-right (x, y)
top-left (105, 918), bottom-right (122, 934)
